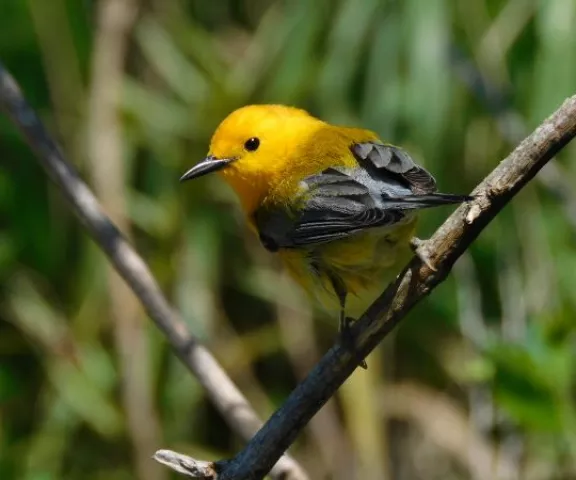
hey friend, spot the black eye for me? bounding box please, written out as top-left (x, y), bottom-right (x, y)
top-left (244, 137), bottom-right (260, 151)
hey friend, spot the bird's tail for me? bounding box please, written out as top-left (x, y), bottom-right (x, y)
top-left (385, 193), bottom-right (473, 210)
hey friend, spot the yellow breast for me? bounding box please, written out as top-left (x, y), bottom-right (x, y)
top-left (278, 216), bottom-right (417, 316)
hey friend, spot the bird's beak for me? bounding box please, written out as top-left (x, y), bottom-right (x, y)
top-left (180, 155), bottom-right (234, 182)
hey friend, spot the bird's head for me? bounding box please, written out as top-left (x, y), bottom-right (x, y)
top-left (180, 104), bottom-right (324, 213)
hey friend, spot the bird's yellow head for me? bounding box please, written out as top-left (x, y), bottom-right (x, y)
top-left (180, 104), bottom-right (325, 213)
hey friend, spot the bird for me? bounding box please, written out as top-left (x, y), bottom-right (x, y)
top-left (180, 104), bottom-right (471, 366)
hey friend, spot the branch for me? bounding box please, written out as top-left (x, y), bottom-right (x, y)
top-left (0, 64), bottom-right (307, 480)
top-left (153, 450), bottom-right (222, 479)
top-left (206, 94), bottom-right (576, 480)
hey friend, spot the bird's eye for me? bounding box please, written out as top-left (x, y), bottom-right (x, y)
top-left (244, 137), bottom-right (260, 151)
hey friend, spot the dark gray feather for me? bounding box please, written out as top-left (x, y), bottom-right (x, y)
top-left (254, 167), bottom-right (404, 250)
top-left (254, 141), bottom-right (470, 251)
top-left (351, 142), bottom-right (437, 194)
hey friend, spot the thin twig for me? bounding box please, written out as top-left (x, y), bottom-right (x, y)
top-left (211, 94), bottom-right (576, 480)
top-left (153, 450), bottom-right (222, 479)
top-left (0, 63), bottom-right (307, 480)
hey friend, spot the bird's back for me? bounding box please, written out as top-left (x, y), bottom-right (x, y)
top-left (260, 124), bottom-right (380, 207)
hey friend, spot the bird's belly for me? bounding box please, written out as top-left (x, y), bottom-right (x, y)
top-left (279, 217), bottom-right (417, 316)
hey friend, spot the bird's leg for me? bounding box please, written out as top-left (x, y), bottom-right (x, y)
top-left (338, 308), bottom-right (350, 338)
top-left (410, 236), bottom-right (437, 272)
top-left (329, 272), bottom-right (368, 369)
top-left (338, 311), bottom-right (368, 370)
top-left (337, 308), bottom-right (353, 351)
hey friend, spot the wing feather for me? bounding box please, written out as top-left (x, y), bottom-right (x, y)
top-left (254, 141), bottom-right (469, 251)
top-left (254, 167), bottom-right (403, 250)
top-left (351, 142), bottom-right (438, 194)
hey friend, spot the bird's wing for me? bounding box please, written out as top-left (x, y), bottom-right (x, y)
top-left (255, 142), bottom-right (468, 250)
top-left (350, 141), bottom-right (437, 195)
top-left (254, 167), bottom-right (406, 250)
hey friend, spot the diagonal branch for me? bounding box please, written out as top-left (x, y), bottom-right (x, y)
top-left (205, 95), bottom-right (576, 480)
top-left (0, 63), bottom-right (307, 480)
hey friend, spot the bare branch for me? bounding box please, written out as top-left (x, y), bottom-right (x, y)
top-left (0, 63), bottom-right (307, 480)
top-left (210, 94), bottom-right (576, 480)
top-left (153, 450), bottom-right (222, 479)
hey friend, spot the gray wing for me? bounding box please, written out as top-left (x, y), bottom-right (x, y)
top-left (350, 142), bottom-right (438, 195)
top-left (255, 142), bottom-right (469, 251)
top-left (254, 167), bottom-right (405, 251)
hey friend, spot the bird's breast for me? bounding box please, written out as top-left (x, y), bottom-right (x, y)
top-left (278, 216), bottom-right (417, 315)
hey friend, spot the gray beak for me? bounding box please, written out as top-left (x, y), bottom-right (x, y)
top-left (180, 155), bottom-right (234, 182)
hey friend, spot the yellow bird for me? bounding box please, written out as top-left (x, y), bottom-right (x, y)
top-left (181, 105), bottom-right (470, 357)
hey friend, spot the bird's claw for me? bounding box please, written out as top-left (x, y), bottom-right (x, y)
top-left (338, 316), bottom-right (368, 369)
top-left (410, 237), bottom-right (437, 272)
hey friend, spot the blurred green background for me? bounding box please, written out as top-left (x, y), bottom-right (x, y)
top-left (2, 0), bottom-right (576, 479)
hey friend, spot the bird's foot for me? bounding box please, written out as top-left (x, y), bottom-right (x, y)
top-left (410, 237), bottom-right (437, 272)
top-left (338, 316), bottom-right (368, 369)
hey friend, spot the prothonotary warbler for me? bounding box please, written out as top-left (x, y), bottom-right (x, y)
top-left (181, 105), bottom-right (471, 365)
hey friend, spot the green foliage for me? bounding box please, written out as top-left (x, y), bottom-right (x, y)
top-left (2, 0), bottom-right (576, 478)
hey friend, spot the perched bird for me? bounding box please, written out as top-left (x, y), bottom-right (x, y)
top-left (181, 105), bottom-right (470, 362)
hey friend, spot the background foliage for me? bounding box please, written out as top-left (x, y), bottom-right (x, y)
top-left (2, 0), bottom-right (576, 479)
